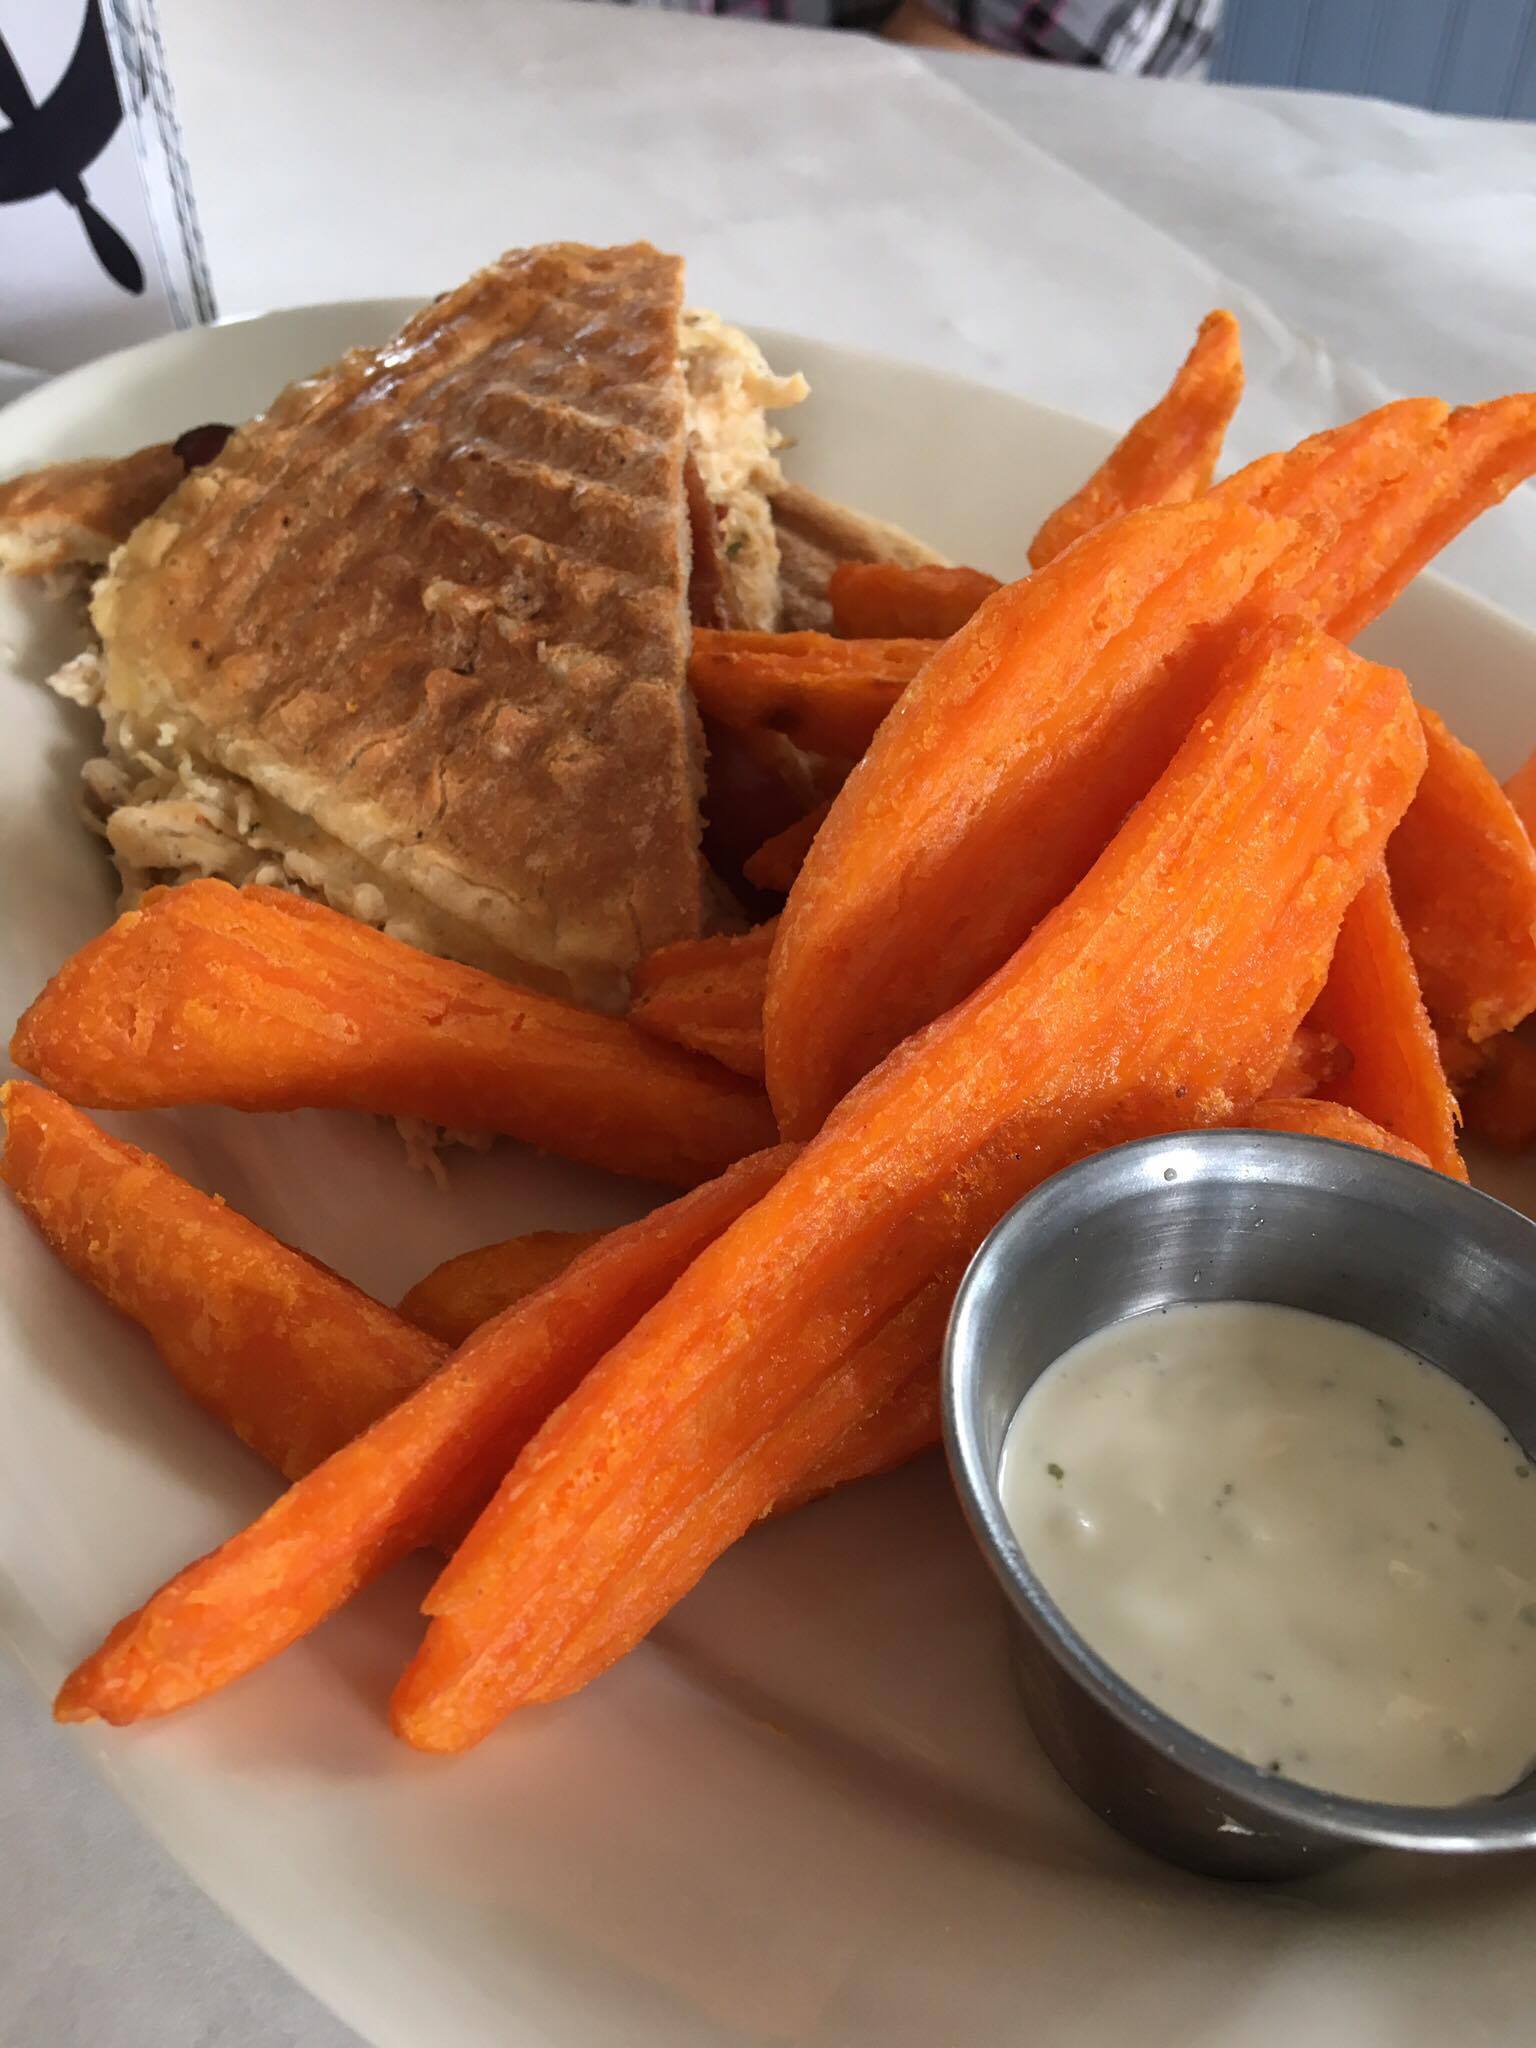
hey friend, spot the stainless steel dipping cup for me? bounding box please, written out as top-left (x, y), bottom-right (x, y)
top-left (943, 1129), bottom-right (1536, 1880)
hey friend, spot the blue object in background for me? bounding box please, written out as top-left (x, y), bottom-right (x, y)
top-left (1213, 0), bottom-right (1536, 119)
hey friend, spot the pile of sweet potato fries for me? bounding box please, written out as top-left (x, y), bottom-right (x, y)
top-left (9, 309), bottom-right (1536, 1753)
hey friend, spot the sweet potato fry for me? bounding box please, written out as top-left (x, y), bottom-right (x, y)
top-left (399, 1230), bottom-right (606, 1348)
top-left (389, 616), bottom-right (1425, 1748)
top-left (1217, 395), bottom-right (1536, 640)
top-left (1460, 1031), bottom-right (1536, 1151)
top-left (828, 563), bottom-right (1002, 641)
top-left (1220, 393), bottom-right (1536, 633)
top-left (1, 1082), bottom-right (447, 1479)
top-left (1506, 746), bottom-right (1536, 844)
top-left (54, 1145), bottom-right (797, 1726)
top-left (1265, 1026), bottom-right (1350, 1101)
top-left (2, 1081), bottom-right (937, 1721)
top-left (1385, 709), bottom-right (1536, 1042)
top-left (1239, 1096), bottom-right (1432, 1169)
top-left (629, 924), bottom-right (774, 1081)
top-left (518, 1287), bottom-right (953, 1708)
top-left (11, 882), bottom-right (778, 1189)
top-left (1219, 398), bottom-right (1447, 525)
top-left (1247, 402), bottom-right (1536, 1052)
top-left (774, 1371), bottom-right (941, 1515)
top-left (540, 1341), bottom-right (949, 1708)
top-left (1028, 310), bottom-right (1243, 569)
top-left (765, 495), bottom-right (1299, 1138)
top-left (766, 400), bottom-right (1528, 1140)
top-left (1323, 396), bottom-right (1536, 642)
top-left (632, 924), bottom-right (780, 980)
top-left (694, 631), bottom-right (939, 672)
top-left (5, 1073), bottom-right (907, 1574)
top-left (742, 803), bottom-right (830, 895)
top-left (415, 1235), bottom-right (942, 1519)
top-left (688, 630), bottom-right (941, 758)
top-left (1218, 391), bottom-right (1536, 641)
top-left (1308, 866), bottom-right (1466, 1178)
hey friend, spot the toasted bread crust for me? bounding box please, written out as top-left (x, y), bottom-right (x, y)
top-left (93, 243), bottom-right (705, 1008)
top-left (0, 444), bottom-right (187, 575)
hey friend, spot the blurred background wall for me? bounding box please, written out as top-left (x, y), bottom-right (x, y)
top-left (1214, 0), bottom-right (1536, 117)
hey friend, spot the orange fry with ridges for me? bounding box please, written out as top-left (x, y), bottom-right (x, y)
top-left (766, 495), bottom-right (1298, 1138)
top-left (397, 1209), bottom-right (941, 1518)
top-left (399, 1230), bottom-right (607, 1348)
top-left (53, 1146), bottom-right (796, 1727)
top-left (829, 563), bottom-right (1002, 641)
top-left (1325, 395), bottom-right (1536, 641)
top-left (767, 398), bottom-right (1511, 1141)
top-left (1029, 309), bottom-right (1243, 568)
top-left (774, 1371), bottom-right (941, 1515)
top-left (1218, 395), bottom-right (1536, 640)
top-left (1265, 1025), bottom-right (1350, 1101)
top-left (1216, 397), bottom-right (1455, 634)
top-left (1239, 1096), bottom-right (1432, 1169)
top-left (742, 803), bottom-right (830, 895)
top-left (3, 1082), bottom-right (911, 1694)
top-left (629, 923), bottom-right (775, 1081)
top-left (692, 629), bottom-right (938, 670)
top-left (1221, 399), bottom-right (1446, 527)
top-left (390, 616), bottom-right (1425, 1749)
top-left (1387, 709), bottom-right (1536, 1042)
top-left (1, 1082), bottom-right (445, 1479)
top-left (688, 630), bottom-right (940, 758)
top-left (10, 882), bottom-right (778, 1189)
top-left (518, 1288), bottom-right (952, 1708)
top-left (1308, 866), bottom-right (1466, 1178)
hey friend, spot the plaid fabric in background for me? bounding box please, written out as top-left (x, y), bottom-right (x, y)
top-left (981, 0), bottom-right (1221, 73)
top-left (612, 0), bottom-right (1221, 73)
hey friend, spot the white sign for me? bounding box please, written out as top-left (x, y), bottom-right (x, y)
top-left (0, 0), bottom-right (212, 379)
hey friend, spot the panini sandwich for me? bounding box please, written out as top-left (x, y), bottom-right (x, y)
top-left (1, 239), bottom-right (940, 1006)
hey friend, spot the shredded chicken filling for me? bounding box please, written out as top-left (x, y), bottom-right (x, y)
top-left (51, 649), bottom-right (557, 987)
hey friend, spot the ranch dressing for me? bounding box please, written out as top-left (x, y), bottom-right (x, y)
top-left (999, 1301), bottom-right (1536, 1806)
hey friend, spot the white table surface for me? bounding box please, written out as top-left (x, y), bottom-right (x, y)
top-left (4, 5), bottom-right (1535, 2042)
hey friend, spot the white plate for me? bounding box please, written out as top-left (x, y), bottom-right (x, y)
top-left (4, 306), bottom-right (1536, 2048)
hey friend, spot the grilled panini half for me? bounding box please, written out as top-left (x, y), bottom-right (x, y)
top-left (91, 241), bottom-right (704, 1009)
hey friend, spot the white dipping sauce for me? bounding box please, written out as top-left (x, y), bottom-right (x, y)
top-left (999, 1301), bottom-right (1536, 1806)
